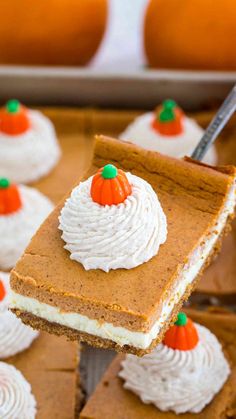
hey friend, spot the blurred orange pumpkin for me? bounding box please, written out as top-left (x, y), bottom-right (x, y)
top-left (0, 100), bottom-right (30, 135)
top-left (0, 280), bottom-right (6, 302)
top-left (0, 178), bottom-right (22, 215)
top-left (0, 0), bottom-right (107, 66)
top-left (144, 0), bottom-right (236, 71)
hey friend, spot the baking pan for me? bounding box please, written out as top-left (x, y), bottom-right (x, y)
top-left (0, 66), bottom-right (235, 110)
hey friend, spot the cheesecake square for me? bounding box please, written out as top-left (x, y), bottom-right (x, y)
top-left (80, 309), bottom-right (236, 419)
top-left (10, 135), bottom-right (236, 355)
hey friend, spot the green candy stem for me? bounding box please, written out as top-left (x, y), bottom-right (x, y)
top-left (158, 99), bottom-right (177, 123)
top-left (102, 164), bottom-right (118, 179)
top-left (6, 99), bottom-right (20, 114)
top-left (175, 312), bottom-right (187, 326)
top-left (0, 178), bottom-right (10, 189)
top-left (163, 99), bottom-right (177, 110)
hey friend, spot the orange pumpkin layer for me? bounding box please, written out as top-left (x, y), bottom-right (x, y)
top-left (0, 0), bottom-right (107, 66)
top-left (144, 0), bottom-right (236, 71)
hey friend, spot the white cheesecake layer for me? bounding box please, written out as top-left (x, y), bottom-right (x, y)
top-left (10, 181), bottom-right (236, 349)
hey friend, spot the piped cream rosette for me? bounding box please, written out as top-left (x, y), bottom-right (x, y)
top-left (0, 99), bottom-right (61, 184)
top-left (0, 178), bottom-right (53, 270)
top-left (120, 100), bottom-right (217, 165)
top-left (0, 362), bottom-right (36, 419)
top-left (59, 164), bottom-right (167, 272)
top-left (119, 312), bottom-right (230, 414)
top-left (0, 271), bottom-right (39, 359)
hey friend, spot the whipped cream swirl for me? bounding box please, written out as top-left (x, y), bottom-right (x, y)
top-left (120, 113), bottom-right (217, 166)
top-left (0, 109), bottom-right (61, 184)
top-left (59, 172), bottom-right (167, 272)
top-left (0, 272), bottom-right (38, 359)
top-left (119, 323), bottom-right (230, 414)
top-left (0, 362), bottom-right (36, 418)
top-left (0, 185), bottom-right (53, 270)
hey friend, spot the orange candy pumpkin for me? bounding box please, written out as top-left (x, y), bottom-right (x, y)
top-left (0, 100), bottom-right (30, 135)
top-left (91, 164), bottom-right (132, 206)
top-left (152, 100), bottom-right (183, 136)
top-left (0, 178), bottom-right (22, 215)
top-left (0, 280), bottom-right (6, 302)
top-left (163, 312), bottom-right (199, 351)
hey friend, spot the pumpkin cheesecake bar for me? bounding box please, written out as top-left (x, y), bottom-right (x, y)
top-left (10, 135), bottom-right (236, 356)
top-left (80, 309), bottom-right (236, 419)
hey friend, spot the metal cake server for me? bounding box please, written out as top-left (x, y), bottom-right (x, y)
top-left (191, 83), bottom-right (236, 161)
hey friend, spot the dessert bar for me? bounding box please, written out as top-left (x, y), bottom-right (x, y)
top-left (10, 135), bottom-right (236, 355)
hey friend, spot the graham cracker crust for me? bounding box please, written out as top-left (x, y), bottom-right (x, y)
top-left (11, 212), bottom-right (232, 357)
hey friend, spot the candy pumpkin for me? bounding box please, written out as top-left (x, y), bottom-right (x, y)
top-left (152, 100), bottom-right (183, 136)
top-left (0, 178), bottom-right (22, 215)
top-left (144, 0), bottom-right (236, 71)
top-left (0, 0), bottom-right (107, 66)
top-left (0, 280), bottom-right (6, 302)
top-left (91, 164), bottom-right (132, 206)
top-left (0, 100), bottom-right (30, 135)
top-left (163, 312), bottom-right (199, 351)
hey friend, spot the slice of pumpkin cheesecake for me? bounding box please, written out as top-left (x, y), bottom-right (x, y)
top-left (10, 135), bottom-right (236, 356)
